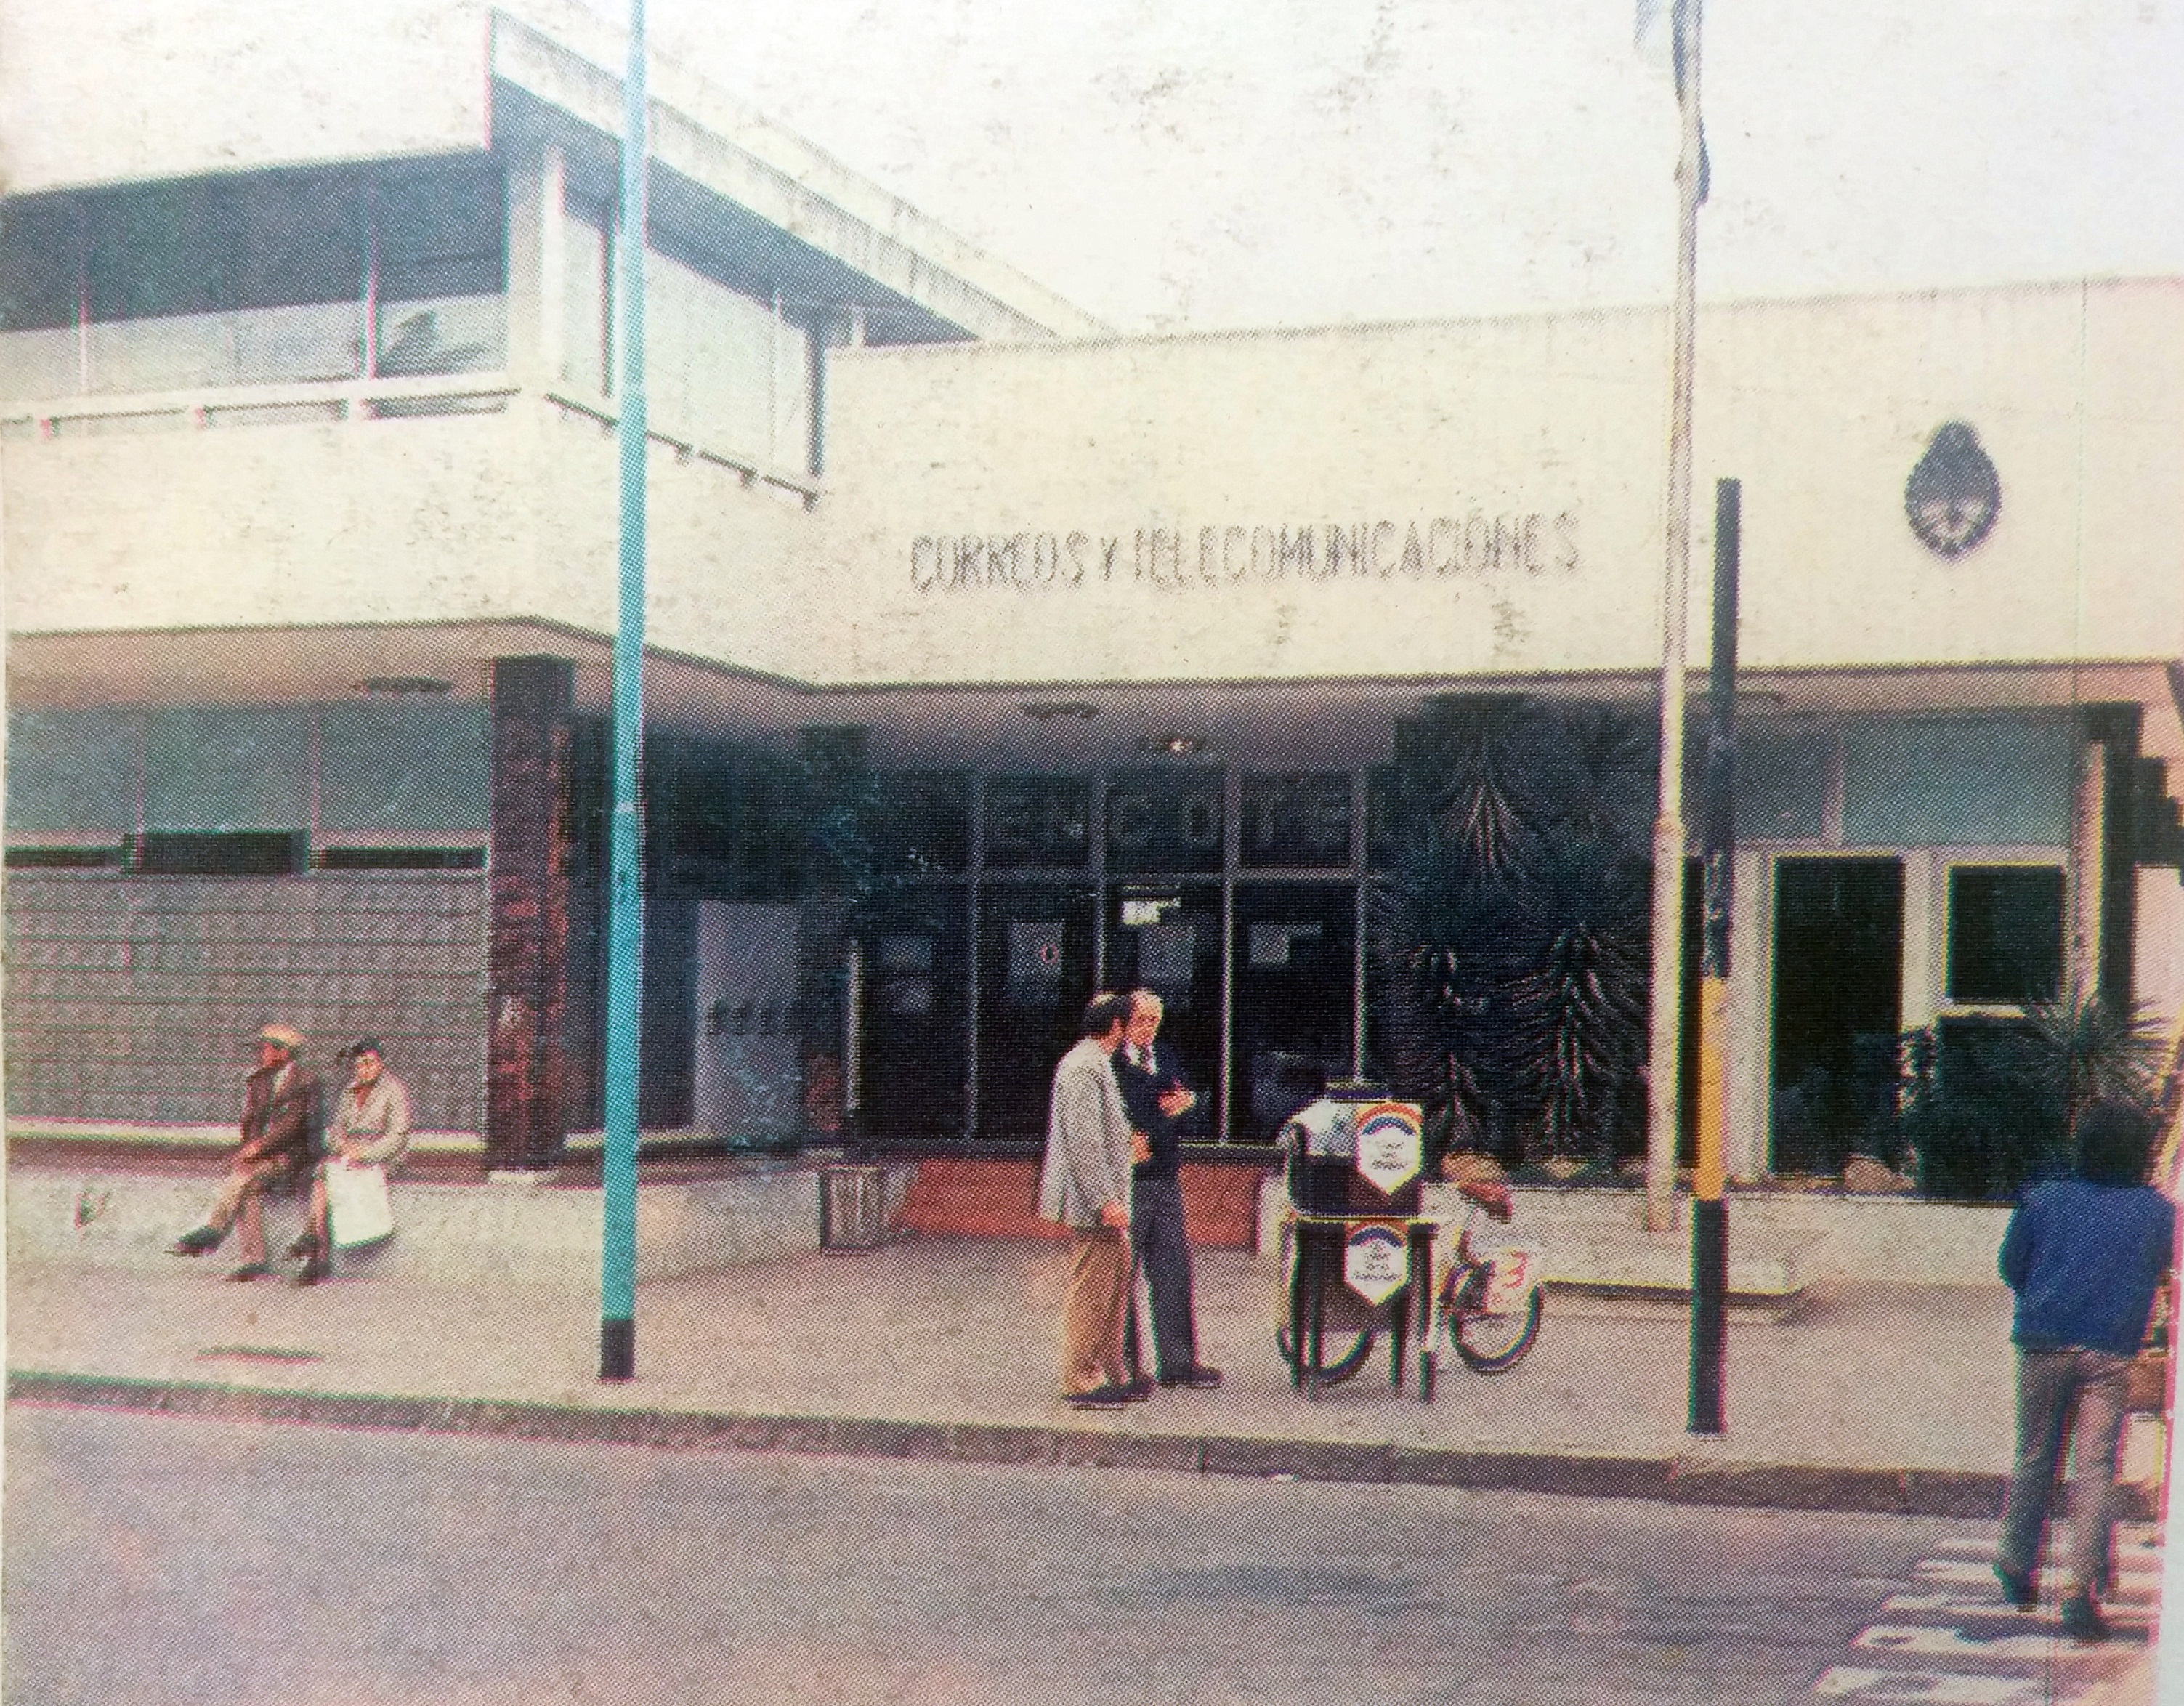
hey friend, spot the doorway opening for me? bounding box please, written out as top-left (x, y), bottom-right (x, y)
top-left (1770, 857), bottom-right (1904, 1175)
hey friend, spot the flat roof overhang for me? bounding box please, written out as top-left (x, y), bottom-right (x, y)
top-left (488, 12), bottom-right (1108, 347)
top-left (12, 623), bottom-right (2183, 772)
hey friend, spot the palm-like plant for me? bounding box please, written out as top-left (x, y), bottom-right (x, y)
top-left (1511, 844), bottom-right (1651, 1157)
top-left (2016, 983), bottom-right (2167, 1126)
top-left (1410, 695), bottom-right (1542, 884)
top-left (1893, 986), bottom-right (2168, 1199)
top-left (1372, 696), bottom-right (1654, 1163)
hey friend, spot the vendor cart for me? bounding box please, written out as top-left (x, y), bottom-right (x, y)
top-left (1274, 1086), bottom-right (1544, 1400)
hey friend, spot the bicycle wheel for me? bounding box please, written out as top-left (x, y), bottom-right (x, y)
top-left (1449, 1287), bottom-right (1542, 1373)
top-left (1275, 1323), bottom-right (1378, 1385)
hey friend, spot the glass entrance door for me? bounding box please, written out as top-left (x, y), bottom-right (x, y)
top-left (1771, 857), bottom-right (1904, 1173)
top-left (1104, 883), bottom-right (1221, 1138)
top-left (857, 894), bottom-right (968, 1141)
top-left (976, 884), bottom-right (1097, 1142)
top-left (1230, 882), bottom-right (1357, 1142)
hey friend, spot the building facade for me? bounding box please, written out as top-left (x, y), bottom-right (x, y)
top-left (7, 2), bottom-right (2182, 1179)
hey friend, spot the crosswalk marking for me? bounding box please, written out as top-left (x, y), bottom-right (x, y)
top-left (1856, 1624), bottom-right (2106, 1660)
top-left (1812, 1522), bottom-right (2161, 1702)
top-left (1812, 1667), bottom-right (2094, 1704)
top-left (1882, 1590), bottom-right (2152, 1625)
top-left (1914, 1558), bottom-right (2158, 1591)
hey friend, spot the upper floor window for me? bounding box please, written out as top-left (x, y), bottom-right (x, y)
top-left (0, 158), bottom-right (505, 400)
top-left (554, 189), bottom-right (818, 477)
top-left (1946, 865), bottom-right (2064, 1003)
top-left (374, 163), bottom-right (506, 378)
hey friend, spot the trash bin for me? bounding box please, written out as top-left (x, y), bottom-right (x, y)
top-left (820, 1163), bottom-right (892, 1252)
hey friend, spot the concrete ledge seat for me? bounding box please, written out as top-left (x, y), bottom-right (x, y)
top-left (1254, 1175), bottom-right (2013, 1298)
top-left (7, 1154), bottom-right (919, 1286)
top-left (7, 1120), bottom-right (490, 1181)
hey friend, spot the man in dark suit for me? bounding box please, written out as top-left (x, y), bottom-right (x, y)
top-left (1116, 990), bottom-right (1221, 1388)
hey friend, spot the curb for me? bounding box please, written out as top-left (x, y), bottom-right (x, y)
top-left (15, 1367), bottom-right (2128, 1520)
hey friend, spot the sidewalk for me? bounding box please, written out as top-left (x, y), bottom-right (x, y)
top-left (10, 1232), bottom-right (2167, 1706)
top-left (5, 1232), bottom-right (2143, 1515)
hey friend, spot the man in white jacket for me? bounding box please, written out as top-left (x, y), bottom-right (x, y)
top-left (1037, 992), bottom-right (1146, 1409)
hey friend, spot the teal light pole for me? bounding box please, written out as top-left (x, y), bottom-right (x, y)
top-left (599, 0), bottom-right (648, 1381)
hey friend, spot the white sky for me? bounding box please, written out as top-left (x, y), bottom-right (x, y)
top-left (589, 0), bottom-right (2182, 333)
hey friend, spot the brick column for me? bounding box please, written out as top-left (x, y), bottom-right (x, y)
top-left (488, 657), bottom-right (574, 1171)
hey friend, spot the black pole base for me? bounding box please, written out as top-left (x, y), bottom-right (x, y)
top-left (600, 1317), bottom-right (636, 1383)
top-left (1688, 1197), bottom-right (1728, 1434)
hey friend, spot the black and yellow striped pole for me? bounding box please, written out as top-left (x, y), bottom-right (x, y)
top-left (1691, 477), bottom-right (1739, 1434)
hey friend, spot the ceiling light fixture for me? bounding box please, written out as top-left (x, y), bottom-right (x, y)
top-left (1137, 732), bottom-right (1208, 756)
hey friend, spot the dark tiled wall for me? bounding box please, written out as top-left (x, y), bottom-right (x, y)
top-left (5, 873), bottom-right (486, 1131)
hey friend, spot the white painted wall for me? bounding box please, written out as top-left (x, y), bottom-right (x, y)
top-left (0, 397), bottom-right (817, 684)
top-left (816, 278), bottom-right (2184, 687)
top-left (7, 281), bottom-right (2182, 706)
top-left (2139, 867), bottom-right (2184, 1038)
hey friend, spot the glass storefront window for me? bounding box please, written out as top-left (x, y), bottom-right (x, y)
top-left (976, 884), bottom-right (1096, 1139)
top-left (1240, 772), bottom-right (1351, 868)
top-left (1843, 714), bottom-right (2072, 849)
top-left (983, 776), bottom-right (1090, 869)
top-left (1947, 865), bottom-right (2064, 1003)
top-left (4, 709), bottom-right (143, 836)
top-left (1106, 883), bottom-right (1221, 1136)
top-left (870, 771), bottom-right (970, 876)
top-left (1230, 881), bottom-right (1357, 1141)
top-left (145, 706), bottom-right (311, 833)
top-left (1364, 767), bottom-right (1402, 870)
top-left (1107, 769), bottom-right (1222, 874)
top-left (858, 898), bottom-right (970, 1140)
top-left (318, 703), bottom-right (490, 836)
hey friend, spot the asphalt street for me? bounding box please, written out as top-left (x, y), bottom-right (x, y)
top-left (4, 1404), bottom-right (2069, 1706)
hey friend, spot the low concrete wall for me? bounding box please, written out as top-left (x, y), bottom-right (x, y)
top-left (7, 1162), bottom-right (920, 1286)
top-left (1714, 1191), bottom-right (2012, 1288)
top-left (1255, 1176), bottom-right (2013, 1289)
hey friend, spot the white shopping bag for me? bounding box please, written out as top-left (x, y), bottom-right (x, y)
top-left (324, 1159), bottom-right (395, 1247)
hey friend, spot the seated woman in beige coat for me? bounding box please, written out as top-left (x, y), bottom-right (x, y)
top-left (291, 1037), bottom-right (411, 1285)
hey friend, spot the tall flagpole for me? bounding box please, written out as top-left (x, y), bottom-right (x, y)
top-left (599, 0), bottom-right (648, 1380)
top-left (1643, 0), bottom-right (1705, 1235)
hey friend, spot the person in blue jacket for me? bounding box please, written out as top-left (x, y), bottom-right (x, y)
top-left (1994, 1100), bottom-right (2175, 1641)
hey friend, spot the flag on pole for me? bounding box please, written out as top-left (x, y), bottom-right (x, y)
top-left (1635, 0), bottom-right (1710, 203)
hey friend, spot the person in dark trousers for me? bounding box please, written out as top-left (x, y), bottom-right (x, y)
top-left (1035, 993), bottom-right (1149, 1410)
top-left (1994, 1099), bottom-right (2175, 1641)
top-left (167, 1024), bottom-right (320, 1282)
top-left (1116, 990), bottom-right (1221, 1389)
